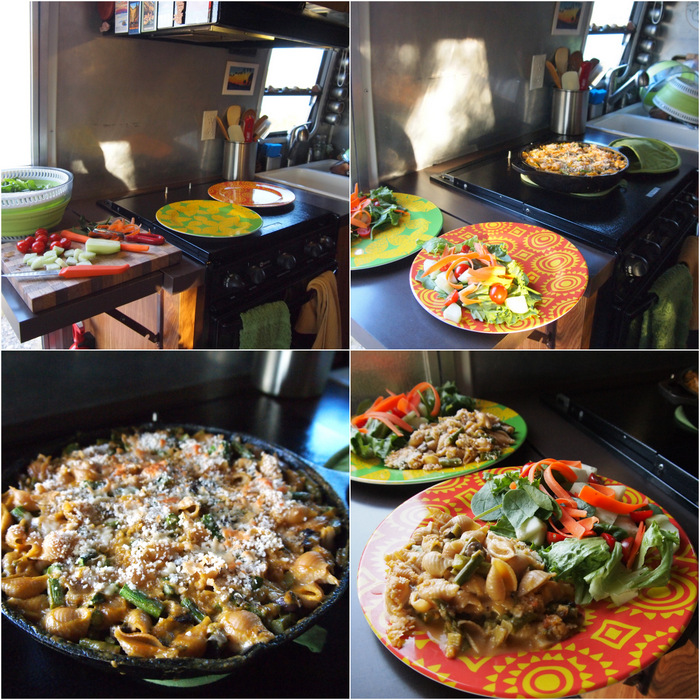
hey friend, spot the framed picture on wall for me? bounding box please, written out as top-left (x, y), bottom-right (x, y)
top-left (551, 2), bottom-right (589, 35)
top-left (222, 61), bottom-right (260, 96)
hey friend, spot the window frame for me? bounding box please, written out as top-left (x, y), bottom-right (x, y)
top-left (261, 47), bottom-right (336, 137)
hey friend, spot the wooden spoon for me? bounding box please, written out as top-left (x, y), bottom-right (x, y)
top-left (226, 105), bottom-right (241, 129)
top-left (554, 47), bottom-right (569, 77)
top-left (216, 116), bottom-right (230, 140)
top-left (546, 61), bottom-right (562, 88)
top-left (568, 50), bottom-right (583, 74)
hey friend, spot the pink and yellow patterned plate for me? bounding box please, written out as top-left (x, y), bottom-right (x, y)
top-left (410, 222), bottom-right (588, 333)
top-left (155, 200), bottom-right (263, 238)
top-left (351, 193), bottom-right (443, 270)
top-left (207, 181), bottom-right (296, 208)
top-left (357, 467), bottom-right (698, 698)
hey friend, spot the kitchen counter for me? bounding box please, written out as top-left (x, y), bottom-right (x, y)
top-left (350, 388), bottom-right (698, 699)
top-left (1, 366), bottom-right (350, 699)
top-left (351, 155), bottom-right (615, 349)
top-left (2, 178), bottom-right (347, 348)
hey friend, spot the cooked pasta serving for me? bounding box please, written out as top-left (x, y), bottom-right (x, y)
top-left (1, 428), bottom-right (346, 659)
top-left (384, 511), bottom-right (582, 658)
top-left (522, 142), bottom-right (627, 177)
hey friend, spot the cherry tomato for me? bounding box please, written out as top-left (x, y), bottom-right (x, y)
top-left (356, 228), bottom-right (371, 238)
top-left (31, 240), bottom-right (46, 254)
top-left (24, 235), bottom-right (36, 246)
top-left (630, 508), bottom-right (654, 524)
top-left (59, 237), bottom-right (71, 250)
top-left (34, 228), bottom-right (48, 237)
top-left (50, 240), bottom-right (63, 250)
top-left (453, 263), bottom-right (470, 278)
top-left (588, 472), bottom-right (605, 484)
top-left (489, 283), bottom-right (508, 305)
top-left (16, 239), bottom-right (31, 254)
top-left (546, 532), bottom-right (566, 544)
top-left (49, 232), bottom-right (62, 243)
top-left (600, 532), bottom-right (616, 551)
top-left (444, 289), bottom-right (460, 307)
top-left (34, 232), bottom-right (48, 243)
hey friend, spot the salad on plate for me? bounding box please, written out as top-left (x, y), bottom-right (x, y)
top-left (415, 234), bottom-right (542, 326)
top-left (351, 185), bottom-right (407, 240)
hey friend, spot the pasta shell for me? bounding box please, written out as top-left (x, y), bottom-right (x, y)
top-left (517, 569), bottom-right (554, 596)
top-left (1, 575), bottom-right (47, 599)
top-left (421, 551), bottom-right (450, 577)
top-left (290, 550), bottom-right (338, 585)
top-left (219, 609), bottom-right (274, 653)
top-left (113, 628), bottom-right (177, 658)
top-left (485, 558), bottom-right (517, 602)
top-left (43, 606), bottom-right (92, 641)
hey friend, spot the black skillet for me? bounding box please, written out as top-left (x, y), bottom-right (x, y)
top-left (1, 423), bottom-right (349, 683)
top-left (511, 141), bottom-right (629, 194)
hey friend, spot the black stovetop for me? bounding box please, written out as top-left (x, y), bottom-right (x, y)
top-left (433, 137), bottom-right (697, 254)
top-left (98, 181), bottom-right (337, 265)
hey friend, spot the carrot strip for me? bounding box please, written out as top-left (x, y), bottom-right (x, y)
top-left (578, 484), bottom-right (647, 515)
top-left (407, 382), bottom-right (441, 417)
top-left (626, 521), bottom-right (646, 569)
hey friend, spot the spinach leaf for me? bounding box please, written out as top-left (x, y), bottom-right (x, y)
top-left (470, 480), bottom-right (504, 520)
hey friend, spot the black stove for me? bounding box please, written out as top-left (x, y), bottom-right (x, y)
top-left (98, 181), bottom-right (337, 265)
top-left (432, 136), bottom-right (698, 347)
top-left (433, 139), bottom-right (697, 254)
top-left (98, 181), bottom-right (340, 348)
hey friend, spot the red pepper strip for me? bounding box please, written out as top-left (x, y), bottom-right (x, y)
top-left (601, 532), bottom-right (616, 551)
top-left (364, 411), bottom-right (414, 434)
top-left (547, 531), bottom-right (566, 543)
top-left (125, 232), bottom-right (165, 245)
top-left (578, 484), bottom-right (648, 515)
top-left (626, 521), bottom-right (646, 569)
top-left (407, 381), bottom-right (441, 417)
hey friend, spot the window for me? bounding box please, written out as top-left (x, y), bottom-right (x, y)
top-left (260, 47), bottom-right (327, 134)
top-left (0, 1), bottom-right (32, 167)
top-left (585, 1), bottom-right (636, 84)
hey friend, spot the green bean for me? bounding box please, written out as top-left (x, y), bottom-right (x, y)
top-left (119, 584), bottom-right (164, 619)
top-left (454, 550), bottom-right (485, 585)
top-left (438, 457), bottom-right (463, 468)
top-left (447, 427), bottom-right (465, 445)
top-left (47, 578), bottom-right (66, 608)
top-left (181, 597), bottom-right (206, 622)
top-left (229, 439), bottom-right (254, 459)
top-left (79, 638), bottom-right (121, 654)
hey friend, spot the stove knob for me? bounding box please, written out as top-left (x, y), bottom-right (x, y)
top-left (319, 235), bottom-right (335, 252)
top-left (223, 272), bottom-right (245, 290)
top-left (248, 265), bottom-right (266, 285)
top-left (277, 253), bottom-right (297, 270)
top-left (304, 241), bottom-right (323, 258)
top-left (624, 253), bottom-right (649, 278)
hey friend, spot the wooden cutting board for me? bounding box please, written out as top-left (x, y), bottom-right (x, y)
top-left (1, 239), bottom-right (182, 312)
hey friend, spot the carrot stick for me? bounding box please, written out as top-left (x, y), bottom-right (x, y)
top-left (626, 521), bottom-right (646, 569)
top-left (60, 230), bottom-right (149, 253)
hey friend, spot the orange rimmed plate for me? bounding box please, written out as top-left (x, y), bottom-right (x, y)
top-left (208, 181), bottom-right (295, 208)
top-left (410, 222), bottom-right (588, 333)
top-left (357, 466), bottom-right (698, 698)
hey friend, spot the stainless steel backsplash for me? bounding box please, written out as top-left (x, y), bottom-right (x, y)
top-left (43, 2), bottom-right (267, 200)
top-left (351, 1), bottom-right (588, 187)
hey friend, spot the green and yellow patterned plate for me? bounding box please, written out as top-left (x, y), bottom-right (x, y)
top-left (155, 200), bottom-right (263, 238)
top-left (351, 193), bottom-right (443, 270)
top-left (350, 399), bottom-right (526, 484)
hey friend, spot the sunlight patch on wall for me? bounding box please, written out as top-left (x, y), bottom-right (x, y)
top-left (99, 140), bottom-right (136, 190)
top-left (403, 38), bottom-right (495, 170)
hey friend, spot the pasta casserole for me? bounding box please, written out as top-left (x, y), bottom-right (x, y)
top-left (384, 511), bottom-right (582, 658)
top-left (522, 142), bottom-right (627, 177)
top-left (1, 427), bottom-right (346, 659)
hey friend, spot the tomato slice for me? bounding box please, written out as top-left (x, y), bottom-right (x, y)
top-left (489, 283), bottom-right (508, 305)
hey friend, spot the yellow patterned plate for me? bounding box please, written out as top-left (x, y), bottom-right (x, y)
top-left (207, 181), bottom-right (296, 208)
top-left (155, 200), bottom-right (263, 238)
top-left (350, 399), bottom-right (526, 484)
top-left (358, 466), bottom-right (698, 698)
top-left (410, 222), bottom-right (588, 333)
top-left (351, 193), bottom-right (443, 270)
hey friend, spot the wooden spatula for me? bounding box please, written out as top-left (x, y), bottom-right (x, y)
top-left (226, 105), bottom-right (241, 129)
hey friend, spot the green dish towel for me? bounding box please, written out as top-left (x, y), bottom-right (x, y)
top-left (609, 137), bottom-right (681, 174)
top-left (239, 301), bottom-right (291, 349)
top-left (626, 264), bottom-right (693, 349)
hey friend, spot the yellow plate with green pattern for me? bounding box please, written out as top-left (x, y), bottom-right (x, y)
top-left (350, 399), bottom-right (526, 484)
top-left (155, 200), bottom-right (263, 238)
top-left (351, 193), bottom-right (443, 270)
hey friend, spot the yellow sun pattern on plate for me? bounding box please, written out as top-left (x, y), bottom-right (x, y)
top-left (156, 200), bottom-right (263, 238)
